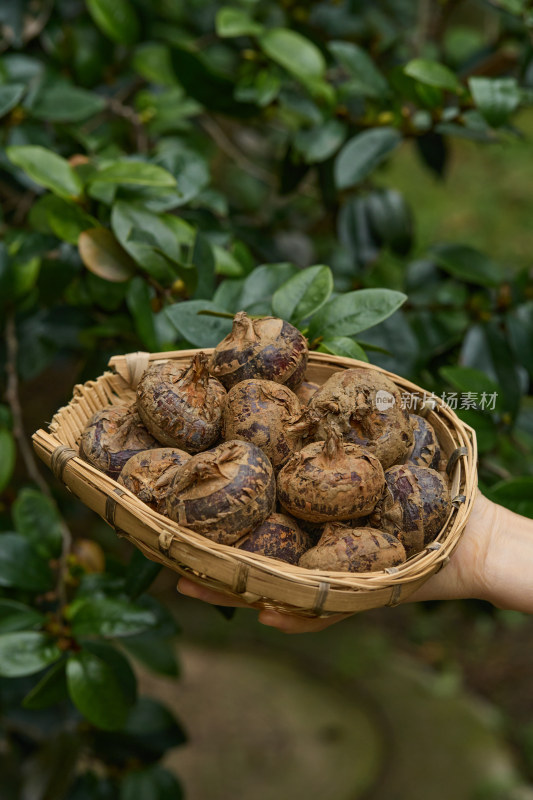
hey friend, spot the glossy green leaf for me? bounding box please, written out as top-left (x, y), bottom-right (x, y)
top-left (192, 232), bottom-right (215, 300)
top-left (89, 161), bottom-right (176, 188)
top-left (365, 189), bottom-right (414, 256)
top-left (6, 145), bottom-right (83, 199)
top-left (488, 478), bottom-right (533, 518)
top-left (29, 195), bottom-right (98, 245)
top-left (216, 7), bottom-right (263, 37)
top-left (67, 646), bottom-right (135, 730)
top-left (79, 228), bottom-right (137, 282)
top-left (0, 83), bottom-right (25, 116)
top-left (318, 337), bottom-right (369, 362)
top-left (67, 596), bottom-right (157, 638)
top-left (0, 429), bottom-right (15, 493)
top-left (334, 128), bottom-right (402, 190)
top-left (272, 265), bottom-right (333, 324)
top-left (0, 632), bottom-right (61, 677)
top-left (308, 289), bottom-right (407, 341)
top-left (328, 41), bottom-right (389, 98)
top-left (120, 766), bottom-right (184, 800)
top-left (122, 633), bottom-right (179, 677)
top-left (0, 533), bottom-right (53, 591)
top-left (13, 488), bottom-right (64, 559)
top-left (259, 28), bottom-right (326, 81)
top-left (0, 599), bottom-right (44, 633)
top-left (508, 302), bottom-right (533, 379)
top-left (293, 120), bottom-right (347, 164)
top-left (239, 262), bottom-right (299, 315)
top-left (468, 77), bottom-right (521, 127)
top-left (440, 366), bottom-right (502, 412)
top-left (86, 0), bottom-right (139, 45)
top-left (126, 278), bottom-right (158, 351)
top-left (162, 300), bottom-right (233, 348)
top-left (30, 83), bottom-right (106, 122)
top-left (431, 243), bottom-right (503, 287)
top-left (404, 58), bottom-right (461, 92)
top-left (125, 550), bottom-right (163, 600)
top-left (22, 658), bottom-right (68, 709)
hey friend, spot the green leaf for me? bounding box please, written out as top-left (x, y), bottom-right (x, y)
top-left (404, 58), bottom-right (461, 92)
top-left (89, 161), bottom-right (176, 188)
top-left (126, 277), bottom-right (158, 351)
top-left (124, 697), bottom-right (186, 750)
top-left (0, 599), bottom-right (44, 634)
top-left (334, 128), bottom-right (402, 190)
top-left (308, 289), bottom-right (407, 341)
top-left (272, 265), bottom-right (333, 324)
top-left (67, 596), bottom-right (157, 638)
top-left (431, 243), bottom-right (503, 287)
top-left (29, 195), bottom-right (98, 245)
top-left (86, 0), bottom-right (139, 45)
top-left (239, 262), bottom-right (299, 315)
top-left (22, 658), bottom-right (68, 709)
top-left (468, 77), bottom-right (521, 127)
top-left (30, 83), bottom-right (106, 123)
top-left (6, 145), bottom-right (83, 199)
top-left (79, 228), bottom-right (137, 283)
top-left (120, 766), bottom-right (184, 800)
top-left (162, 300), bottom-right (233, 348)
top-left (122, 633), bottom-right (179, 677)
top-left (318, 337), bottom-right (369, 362)
top-left (328, 41), bottom-right (389, 98)
top-left (0, 533), bottom-right (53, 591)
top-left (125, 550), bottom-right (163, 601)
top-left (13, 488), bottom-right (64, 559)
top-left (67, 645), bottom-right (136, 730)
top-left (293, 120), bottom-right (347, 164)
top-left (192, 232), bottom-right (215, 300)
top-left (0, 429), bottom-right (15, 493)
top-left (259, 28), bottom-right (326, 81)
top-left (508, 302), bottom-right (533, 380)
top-left (216, 7), bottom-right (263, 37)
top-left (365, 189), bottom-right (413, 256)
top-left (0, 632), bottom-right (61, 677)
top-left (488, 478), bottom-right (533, 518)
top-left (0, 83), bottom-right (25, 117)
top-left (440, 366), bottom-right (502, 412)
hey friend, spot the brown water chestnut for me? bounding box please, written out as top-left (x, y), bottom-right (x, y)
top-left (309, 368), bottom-right (413, 468)
top-left (370, 464), bottom-right (451, 557)
top-left (79, 404), bottom-right (158, 479)
top-left (118, 447), bottom-right (191, 514)
top-left (277, 429), bottom-right (385, 523)
top-left (299, 524), bottom-right (406, 573)
top-left (296, 380), bottom-right (320, 406)
top-left (166, 440), bottom-right (275, 544)
top-left (223, 379), bottom-right (302, 469)
top-left (405, 414), bottom-right (441, 469)
top-left (136, 353), bottom-right (226, 453)
top-left (235, 513), bottom-right (312, 565)
top-left (209, 311), bottom-right (308, 390)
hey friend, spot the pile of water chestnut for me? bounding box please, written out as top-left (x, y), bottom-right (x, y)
top-left (79, 312), bottom-right (451, 574)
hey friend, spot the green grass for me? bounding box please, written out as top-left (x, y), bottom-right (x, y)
top-left (380, 110), bottom-right (533, 270)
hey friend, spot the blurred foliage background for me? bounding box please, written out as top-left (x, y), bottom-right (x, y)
top-left (1, 0), bottom-right (533, 798)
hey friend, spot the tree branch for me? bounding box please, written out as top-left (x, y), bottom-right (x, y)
top-left (4, 311), bottom-right (72, 608)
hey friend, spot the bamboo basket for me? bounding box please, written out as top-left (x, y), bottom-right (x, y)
top-left (33, 350), bottom-right (477, 618)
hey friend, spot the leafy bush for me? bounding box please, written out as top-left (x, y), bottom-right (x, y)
top-left (1, 0), bottom-right (533, 796)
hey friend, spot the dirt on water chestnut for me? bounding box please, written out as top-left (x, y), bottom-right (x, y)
top-left (277, 428), bottom-right (385, 523)
top-left (118, 447), bottom-right (191, 515)
top-left (209, 311), bottom-right (308, 390)
top-left (166, 440), bottom-right (275, 545)
top-left (223, 378), bottom-right (303, 469)
top-left (308, 368), bottom-right (413, 469)
top-left (79, 404), bottom-right (158, 479)
top-left (136, 352), bottom-right (226, 453)
top-left (299, 523), bottom-right (406, 573)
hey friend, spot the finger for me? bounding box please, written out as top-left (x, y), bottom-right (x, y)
top-left (177, 577), bottom-right (251, 608)
top-left (258, 609), bottom-right (349, 634)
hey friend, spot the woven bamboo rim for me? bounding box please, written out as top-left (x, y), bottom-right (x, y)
top-left (33, 349), bottom-right (478, 618)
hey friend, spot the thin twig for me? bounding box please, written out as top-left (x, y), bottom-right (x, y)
top-left (198, 115), bottom-right (277, 186)
top-left (4, 311), bottom-right (72, 608)
top-left (107, 98), bottom-right (149, 154)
